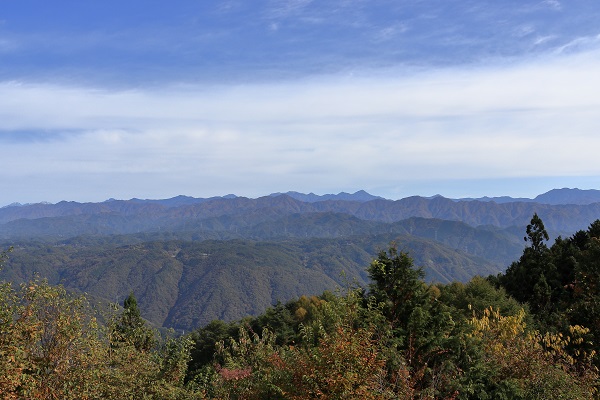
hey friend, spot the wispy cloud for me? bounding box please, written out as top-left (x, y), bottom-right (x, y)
top-left (2, 47), bottom-right (600, 202)
top-left (554, 33), bottom-right (600, 54)
top-left (533, 35), bottom-right (556, 46)
top-left (265, 0), bottom-right (315, 19)
top-left (543, 0), bottom-right (562, 11)
top-left (374, 22), bottom-right (408, 41)
top-left (514, 25), bottom-right (535, 38)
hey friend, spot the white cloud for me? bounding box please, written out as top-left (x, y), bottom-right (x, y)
top-left (1, 48), bottom-right (600, 203)
top-left (533, 35), bottom-right (556, 46)
top-left (375, 22), bottom-right (409, 41)
top-left (266, 0), bottom-right (315, 19)
top-left (543, 0), bottom-right (562, 11)
top-left (514, 25), bottom-right (535, 38)
top-left (554, 34), bottom-right (600, 54)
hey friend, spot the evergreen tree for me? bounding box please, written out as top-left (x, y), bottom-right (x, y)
top-left (367, 247), bottom-right (428, 331)
top-left (501, 214), bottom-right (557, 316)
top-left (569, 232), bottom-right (600, 365)
top-left (367, 247), bottom-right (460, 396)
top-left (525, 213), bottom-right (550, 253)
top-left (114, 292), bottom-right (156, 352)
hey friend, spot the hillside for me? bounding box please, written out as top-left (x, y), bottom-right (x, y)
top-left (2, 232), bottom-right (502, 330)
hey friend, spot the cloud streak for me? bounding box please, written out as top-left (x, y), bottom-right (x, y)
top-left (2, 47), bottom-right (600, 203)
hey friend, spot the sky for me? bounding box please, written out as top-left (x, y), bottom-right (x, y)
top-left (2, 0), bottom-right (600, 205)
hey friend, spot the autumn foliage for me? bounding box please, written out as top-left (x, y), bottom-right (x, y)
top-left (2, 216), bottom-right (600, 398)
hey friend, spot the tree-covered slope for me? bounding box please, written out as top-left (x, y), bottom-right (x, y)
top-left (1, 234), bottom-right (501, 330)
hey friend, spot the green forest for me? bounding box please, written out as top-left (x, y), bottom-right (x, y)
top-left (1, 214), bottom-right (599, 399)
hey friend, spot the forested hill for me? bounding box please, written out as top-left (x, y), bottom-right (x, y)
top-left (2, 233), bottom-right (502, 330)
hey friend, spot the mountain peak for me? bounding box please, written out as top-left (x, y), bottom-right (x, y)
top-left (534, 188), bottom-right (600, 205)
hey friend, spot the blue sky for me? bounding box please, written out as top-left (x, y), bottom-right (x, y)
top-left (2, 0), bottom-right (600, 205)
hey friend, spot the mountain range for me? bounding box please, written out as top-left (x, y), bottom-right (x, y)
top-left (2, 189), bottom-right (600, 238)
top-left (1, 188), bottom-right (599, 331)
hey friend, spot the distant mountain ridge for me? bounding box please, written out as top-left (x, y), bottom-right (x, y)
top-left (5, 187), bottom-right (600, 211)
top-left (460, 188), bottom-right (600, 205)
top-left (2, 189), bottom-right (600, 237)
top-left (533, 188), bottom-right (600, 205)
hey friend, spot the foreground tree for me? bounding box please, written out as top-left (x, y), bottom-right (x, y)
top-left (0, 274), bottom-right (194, 399)
top-left (367, 247), bottom-right (428, 331)
top-left (113, 292), bottom-right (156, 352)
top-left (367, 247), bottom-right (464, 397)
top-left (0, 279), bottom-right (108, 399)
top-left (499, 216), bottom-right (600, 368)
top-left (205, 289), bottom-right (401, 399)
top-left (467, 307), bottom-right (597, 399)
top-left (501, 214), bottom-right (554, 307)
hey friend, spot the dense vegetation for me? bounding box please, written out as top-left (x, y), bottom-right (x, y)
top-left (1, 230), bottom-right (505, 330)
top-left (1, 214), bottom-right (599, 398)
top-left (0, 249), bottom-right (192, 399)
